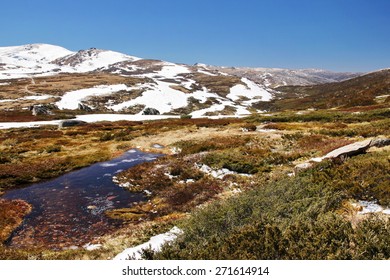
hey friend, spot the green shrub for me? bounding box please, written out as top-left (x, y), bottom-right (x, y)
top-left (156, 151), bottom-right (390, 260)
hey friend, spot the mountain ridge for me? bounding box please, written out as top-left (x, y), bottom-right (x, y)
top-left (0, 43), bottom-right (388, 119)
top-left (0, 43), bottom-right (362, 84)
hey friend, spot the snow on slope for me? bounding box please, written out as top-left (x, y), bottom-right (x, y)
top-left (0, 44), bottom-right (74, 79)
top-left (228, 78), bottom-right (272, 103)
top-left (0, 44), bottom-right (73, 66)
top-left (156, 63), bottom-right (190, 78)
top-left (56, 84), bottom-right (131, 110)
top-left (110, 81), bottom-right (189, 114)
top-left (53, 48), bottom-right (140, 73)
top-left (0, 44), bottom-right (141, 79)
top-left (1, 43), bottom-right (275, 118)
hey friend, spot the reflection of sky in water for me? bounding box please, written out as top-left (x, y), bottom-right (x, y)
top-left (3, 150), bottom-right (162, 249)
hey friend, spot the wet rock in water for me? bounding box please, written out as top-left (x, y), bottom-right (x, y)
top-left (58, 119), bottom-right (87, 128)
top-left (142, 107), bottom-right (160, 115)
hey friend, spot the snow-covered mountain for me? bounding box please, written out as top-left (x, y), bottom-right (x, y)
top-left (0, 44), bottom-right (140, 79)
top-left (0, 43), bottom-right (364, 118)
top-left (0, 44), bottom-right (73, 79)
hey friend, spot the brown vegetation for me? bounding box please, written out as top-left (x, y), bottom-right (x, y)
top-left (0, 107), bottom-right (389, 259)
top-left (258, 69), bottom-right (390, 111)
top-left (0, 199), bottom-right (31, 243)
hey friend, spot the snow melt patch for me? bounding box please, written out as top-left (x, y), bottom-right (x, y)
top-left (0, 94), bottom-right (53, 103)
top-left (22, 95), bottom-right (53, 100)
top-left (83, 243), bottom-right (102, 251)
top-left (156, 63), bottom-right (190, 78)
top-left (227, 78), bottom-right (272, 103)
top-left (354, 201), bottom-right (390, 215)
top-left (198, 69), bottom-right (217, 76)
top-left (198, 164), bottom-right (251, 179)
top-left (75, 114), bottom-right (179, 123)
top-left (113, 227), bottom-right (183, 260)
top-left (0, 114), bottom-right (180, 130)
top-left (110, 81), bottom-right (189, 114)
top-left (0, 120), bottom-right (62, 129)
top-left (56, 84), bottom-right (131, 110)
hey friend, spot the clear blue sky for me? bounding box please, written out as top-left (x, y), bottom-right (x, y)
top-left (1, 0), bottom-right (389, 72)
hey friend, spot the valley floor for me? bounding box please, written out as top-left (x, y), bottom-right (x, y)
top-left (0, 108), bottom-right (389, 259)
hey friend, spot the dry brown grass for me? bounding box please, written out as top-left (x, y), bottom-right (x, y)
top-left (192, 73), bottom-right (243, 97)
top-left (0, 199), bottom-right (31, 243)
top-left (1, 111), bottom-right (387, 259)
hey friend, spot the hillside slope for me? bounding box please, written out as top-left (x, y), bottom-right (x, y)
top-left (256, 69), bottom-right (390, 111)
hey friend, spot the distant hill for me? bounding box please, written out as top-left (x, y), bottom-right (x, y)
top-left (254, 69), bottom-right (390, 111)
top-left (206, 66), bottom-right (361, 88)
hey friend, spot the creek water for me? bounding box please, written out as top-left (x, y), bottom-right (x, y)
top-left (2, 149), bottom-right (162, 249)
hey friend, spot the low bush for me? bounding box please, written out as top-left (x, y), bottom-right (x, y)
top-left (155, 150), bottom-right (390, 260)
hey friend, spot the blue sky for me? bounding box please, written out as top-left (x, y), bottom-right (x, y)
top-left (1, 0), bottom-right (389, 71)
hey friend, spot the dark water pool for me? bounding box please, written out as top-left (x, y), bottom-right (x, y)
top-left (2, 149), bottom-right (162, 249)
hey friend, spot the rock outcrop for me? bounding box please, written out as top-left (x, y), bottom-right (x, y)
top-left (30, 104), bottom-right (54, 116)
top-left (77, 103), bottom-right (93, 112)
top-left (294, 138), bottom-right (387, 174)
top-left (142, 107), bottom-right (160, 115)
top-left (58, 120), bottom-right (87, 128)
top-left (322, 139), bottom-right (372, 160)
top-left (370, 137), bottom-right (390, 148)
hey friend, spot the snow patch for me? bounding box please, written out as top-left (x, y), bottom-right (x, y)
top-left (156, 63), bottom-right (190, 78)
top-left (56, 84), bottom-right (131, 110)
top-left (22, 95), bottom-right (53, 100)
top-left (0, 114), bottom-right (180, 130)
top-left (0, 120), bottom-right (62, 129)
top-left (354, 201), bottom-right (390, 215)
top-left (113, 227), bottom-right (183, 260)
top-left (197, 69), bottom-right (217, 76)
top-left (227, 78), bottom-right (272, 103)
top-left (83, 243), bottom-right (102, 251)
top-left (110, 81), bottom-right (189, 114)
top-left (198, 164), bottom-right (251, 179)
top-left (64, 50), bottom-right (140, 73)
